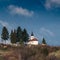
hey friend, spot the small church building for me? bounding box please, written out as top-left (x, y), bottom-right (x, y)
top-left (27, 32), bottom-right (38, 45)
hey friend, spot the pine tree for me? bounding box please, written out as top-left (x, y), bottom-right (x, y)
top-left (42, 38), bottom-right (46, 44)
top-left (10, 30), bottom-right (14, 43)
top-left (1, 26), bottom-right (9, 44)
top-left (16, 26), bottom-right (22, 42)
top-left (22, 28), bottom-right (29, 42)
top-left (10, 30), bottom-right (17, 43)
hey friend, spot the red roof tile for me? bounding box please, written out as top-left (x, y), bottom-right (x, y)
top-left (28, 38), bottom-right (38, 42)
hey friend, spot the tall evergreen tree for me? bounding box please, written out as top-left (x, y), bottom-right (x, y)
top-left (42, 38), bottom-right (46, 44)
top-left (10, 30), bottom-right (17, 43)
top-left (10, 30), bottom-right (14, 43)
top-left (16, 26), bottom-right (22, 42)
top-left (1, 26), bottom-right (9, 44)
top-left (22, 28), bottom-right (29, 42)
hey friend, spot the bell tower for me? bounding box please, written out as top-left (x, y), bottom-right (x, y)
top-left (30, 32), bottom-right (35, 40)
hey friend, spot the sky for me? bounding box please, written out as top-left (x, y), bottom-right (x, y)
top-left (0, 0), bottom-right (60, 46)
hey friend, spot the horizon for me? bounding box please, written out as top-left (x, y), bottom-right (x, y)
top-left (0, 0), bottom-right (60, 46)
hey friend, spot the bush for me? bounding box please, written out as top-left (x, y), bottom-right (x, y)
top-left (41, 47), bottom-right (49, 56)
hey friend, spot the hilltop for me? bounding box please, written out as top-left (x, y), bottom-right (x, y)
top-left (0, 44), bottom-right (60, 60)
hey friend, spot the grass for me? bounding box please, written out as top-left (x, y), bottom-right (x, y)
top-left (49, 50), bottom-right (60, 58)
top-left (0, 56), bottom-right (4, 60)
top-left (0, 45), bottom-right (60, 60)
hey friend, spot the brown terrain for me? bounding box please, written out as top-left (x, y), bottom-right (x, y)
top-left (0, 44), bottom-right (60, 60)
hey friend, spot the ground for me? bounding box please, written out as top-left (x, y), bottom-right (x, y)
top-left (0, 44), bottom-right (60, 60)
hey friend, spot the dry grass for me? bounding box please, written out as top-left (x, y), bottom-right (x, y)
top-left (0, 44), bottom-right (60, 60)
top-left (49, 50), bottom-right (60, 58)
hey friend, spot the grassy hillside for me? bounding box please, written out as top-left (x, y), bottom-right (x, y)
top-left (49, 50), bottom-right (60, 59)
top-left (0, 44), bottom-right (60, 60)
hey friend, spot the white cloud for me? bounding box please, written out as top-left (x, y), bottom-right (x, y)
top-left (45, 0), bottom-right (60, 9)
top-left (8, 5), bottom-right (34, 17)
top-left (45, 0), bottom-right (52, 9)
top-left (51, 0), bottom-right (60, 4)
top-left (0, 20), bottom-right (9, 27)
top-left (40, 27), bottom-right (55, 37)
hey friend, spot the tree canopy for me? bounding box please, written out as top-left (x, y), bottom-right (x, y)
top-left (10, 30), bottom-right (17, 43)
top-left (42, 38), bottom-right (46, 44)
top-left (16, 26), bottom-right (22, 42)
top-left (10, 27), bottom-right (29, 44)
top-left (1, 26), bottom-right (9, 43)
top-left (22, 28), bottom-right (29, 42)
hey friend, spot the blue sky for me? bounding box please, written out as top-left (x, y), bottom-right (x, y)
top-left (0, 0), bottom-right (60, 46)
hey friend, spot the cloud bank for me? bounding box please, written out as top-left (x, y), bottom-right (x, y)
top-left (45, 0), bottom-right (60, 9)
top-left (8, 5), bottom-right (34, 17)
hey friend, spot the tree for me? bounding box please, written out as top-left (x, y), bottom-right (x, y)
top-left (10, 30), bottom-right (14, 43)
top-left (16, 26), bottom-right (22, 42)
top-left (1, 26), bottom-right (9, 44)
top-left (10, 30), bottom-right (17, 43)
top-left (42, 38), bottom-right (46, 44)
top-left (22, 28), bottom-right (29, 42)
